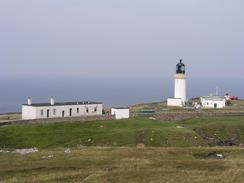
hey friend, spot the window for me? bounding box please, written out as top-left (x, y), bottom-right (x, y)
top-left (41, 109), bottom-right (44, 116)
top-left (94, 107), bottom-right (97, 112)
top-left (77, 108), bottom-right (79, 113)
top-left (53, 109), bottom-right (56, 115)
top-left (86, 107), bottom-right (89, 113)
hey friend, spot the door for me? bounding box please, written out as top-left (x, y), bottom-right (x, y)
top-left (69, 108), bottom-right (72, 117)
top-left (214, 103), bottom-right (217, 109)
top-left (62, 111), bottom-right (65, 117)
top-left (47, 109), bottom-right (50, 118)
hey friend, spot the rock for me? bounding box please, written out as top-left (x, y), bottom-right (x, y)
top-left (176, 125), bottom-right (184, 129)
top-left (13, 148), bottom-right (38, 155)
top-left (216, 154), bottom-right (224, 159)
top-left (206, 152), bottom-right (225, 159)
top-left (0, 149), bottom-right (10, 153)
top-left (64, 148), bottom-right (71, 153)
top-left (42, 155), bottom-right (54, 159)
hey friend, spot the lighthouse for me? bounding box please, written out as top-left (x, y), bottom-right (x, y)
top-left (167, 59), bottom-right (187, 107)
top-left (174, 60), bottom-right (186, 102)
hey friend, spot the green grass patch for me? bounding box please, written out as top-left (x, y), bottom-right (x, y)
top-left (0, 116), bottom-right (244, 149)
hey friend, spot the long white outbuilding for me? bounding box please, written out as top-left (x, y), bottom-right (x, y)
top-left (22, 97), bottom-right (103, 120)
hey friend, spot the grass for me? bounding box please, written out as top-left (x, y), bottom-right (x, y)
top-left (1, 116), bottom-right (244, 182)
top-left (0, 116), bottom-right (244, 149)
top-left (0, 147), bottom-right (244, 182)
top-left (181, 116), bottom-right (244, 145)
top-left (0, 117), bottom-right (207, 148)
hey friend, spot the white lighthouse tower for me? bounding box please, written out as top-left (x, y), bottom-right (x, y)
top-left (167, 59), bottom-right (187, 107)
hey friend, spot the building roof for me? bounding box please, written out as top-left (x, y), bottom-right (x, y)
top-left (167, 97), bottom-right (182, 100)
top-left (22, 101), bottom-right (102, 107)
top-left (112, 107), bottom-right (129, 109)
top-left (201, 96), bottom-right (225, 101)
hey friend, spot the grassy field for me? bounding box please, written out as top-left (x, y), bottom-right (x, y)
top-left (1, 116), bottom-right (244, 149)
top-left (1, 116), bottom-right (244, 182)
top-left (0, 117), bottom-right (206, 148)
top-left (0, 147), bottom-right (244, 182)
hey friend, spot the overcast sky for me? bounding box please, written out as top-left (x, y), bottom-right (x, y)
top-left (1, 0), bottom-right (243, 80)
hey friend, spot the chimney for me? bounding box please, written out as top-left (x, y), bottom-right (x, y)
top-left (50, 97), bottom-right (55, 105)
top-left (27, 98), bottom-right (32, 105)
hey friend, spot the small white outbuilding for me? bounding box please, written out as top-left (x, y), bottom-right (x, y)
top-left (167, 98), bottom-right (184, 107)
top-left (111, 107), bottom-right (130, 119)
top-left (200, 95), bottom-right (226, 109)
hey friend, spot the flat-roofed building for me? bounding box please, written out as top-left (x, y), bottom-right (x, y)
top-left (111, 107), bottom-right (130, 119)
top-left (200, 95), bottom-right (226, 109)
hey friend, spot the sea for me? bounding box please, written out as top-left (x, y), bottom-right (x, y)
top-left (0, 77), bottom-right (243, 113)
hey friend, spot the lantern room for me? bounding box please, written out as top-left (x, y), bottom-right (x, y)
top-left (176, 59), bottom-right (185, 74)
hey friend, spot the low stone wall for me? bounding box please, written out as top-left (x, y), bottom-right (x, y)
top-left (0, 114), bottom-right (115, 126)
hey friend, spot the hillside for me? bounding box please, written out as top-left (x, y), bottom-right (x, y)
top-left (0, 116), bottom-right (244, 149)
top-left (1, 116), bottom-right (244, 182)
top-left (1, 147), bottom-right (244, 183)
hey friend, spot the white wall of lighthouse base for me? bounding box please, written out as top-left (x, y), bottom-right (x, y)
top-left (174, 78), bottom-right (186, 103)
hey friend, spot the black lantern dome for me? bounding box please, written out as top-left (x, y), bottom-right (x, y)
top-left (176, 59), bottom-right (185, 74)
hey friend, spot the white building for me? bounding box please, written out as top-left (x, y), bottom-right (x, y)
top-left (167, 59), bottom-right (187, 107)
top-left (111, 107), bottom-right (130, 119)
top-left (167, 98), bottom-right (184, 107)
top-left (200, 95), bottom-right (226, 109)
top-left (22, 97), bottom-right (103, 120)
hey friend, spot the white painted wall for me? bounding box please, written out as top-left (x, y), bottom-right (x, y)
top-left (22, 105), bottom-right (37, 120)
top-left (200, 98), bottom-right (226, 109)
top-left (111, 108), bottom-right (130, 119)
top-left (174, 74), bottom-right (186, 103)
top-left (167, 73), bottom-right (186, 107)
top-left (22, 104), bottom-right (103, 120)
top-left (167, 98), bottom-right (183, 107)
